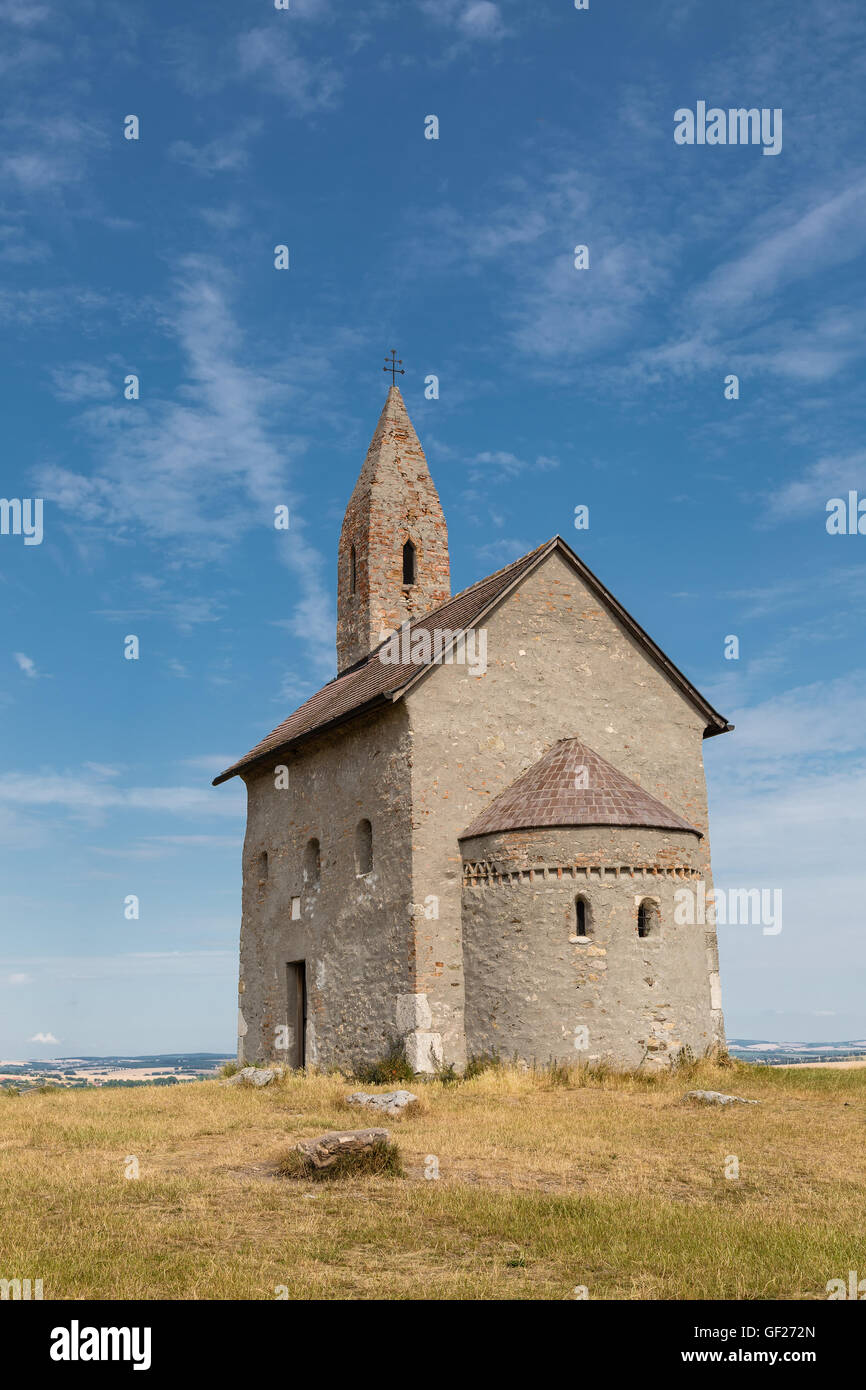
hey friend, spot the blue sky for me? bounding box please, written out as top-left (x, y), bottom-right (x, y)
top-left (1, 0), bottom-right (864, 1057)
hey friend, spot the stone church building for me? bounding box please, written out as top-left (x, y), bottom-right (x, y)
top-left (215, 386), bottom-right (732, 1073)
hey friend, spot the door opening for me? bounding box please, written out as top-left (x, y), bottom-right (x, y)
top-left (286, 961), bottom-right (306, 1069)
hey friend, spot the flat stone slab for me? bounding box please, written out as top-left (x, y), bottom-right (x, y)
top-left (221, 1066), bottom-right (286, 1088)
top-left (685, 1089), bottom-right (760, 1106)
top-left (295, 1128), bottom-right (391, 1169)
top-left (345, 1089), bottom-right (418, 1116)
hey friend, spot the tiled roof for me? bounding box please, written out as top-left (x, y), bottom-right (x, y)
top-left (459, 738), bottom-right (702, 839)
top-left (213, 541), bottom-right (551, 785)
top-left (213, 535), bottom-right (731, 786)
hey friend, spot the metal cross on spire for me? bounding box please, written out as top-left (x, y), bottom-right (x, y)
top-left (383, 349), bottom-right (405, 386)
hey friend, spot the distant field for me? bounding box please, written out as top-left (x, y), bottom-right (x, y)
top-left (0, 1054), bottom-right (233, 1090)
top-left (773, 1059), bottom-right (866, 1069)
top-left (1, 1059), bottom-right (863, 1301)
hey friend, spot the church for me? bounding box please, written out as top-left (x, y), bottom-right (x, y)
top-left (214, 384), bottom-right (732, 1073)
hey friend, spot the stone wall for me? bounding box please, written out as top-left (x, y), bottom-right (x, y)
top-left (336, 388), bottom-right (451, 671)
top-left (236, 546), bottom-right (726, 1075)
top-left (460, 825), bottom-right (715, 1067)
top-left (237, 702), bottom-right (414, 1072)
top-left (404, 548), bottom-right (725, 1067)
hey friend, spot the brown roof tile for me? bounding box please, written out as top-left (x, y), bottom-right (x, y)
top-left (213, 540), bottom-right (551, 785)
top-left (459, 737), bottom-right (701, 838)
top-left (213, 536), bottom-right (731, 786)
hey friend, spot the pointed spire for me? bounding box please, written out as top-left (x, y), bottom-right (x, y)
top-left (337, 386), bottom-right (451, 672)
top-left (357, 385), bottom-right (423, 485)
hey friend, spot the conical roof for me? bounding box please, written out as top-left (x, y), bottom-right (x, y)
top-left (459, 738), bottom-right (701, 839)
top-left (351, 384), bottom-right (431, 490)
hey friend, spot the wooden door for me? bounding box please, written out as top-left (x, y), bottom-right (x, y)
top-left (286, 961), bottom-right (306, 1070)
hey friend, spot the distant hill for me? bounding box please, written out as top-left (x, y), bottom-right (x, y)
top-left (4, 1045), bottom-right (866, 1088)
top-left (729, 1039), bottom-right (866, 1065)
top-left (0, 1054), bottom-right (234, 1090)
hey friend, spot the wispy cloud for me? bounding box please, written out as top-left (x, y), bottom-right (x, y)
top-left (419, 0), bottom-right (510, 42)
top-left (50, 362), bottom-right (115, 403)
top-left (0, 114), bottom-right (107, 195)
top-left (35, 255), bottom-right (335, 674)
top-left (0, 1), bottom-right (53, 27)
top-left (3, 952), bottom-right (235, 983)
top-left (236, 28), bottom-right (342, 113)
top-left (169, 119), bottom-right (262, 176)
top-left (0, 768), bottom-right (244, 824)
top-left (764, 450), bottom-right (866, 523)
top-left (13, 652), bottom-right (39, 679)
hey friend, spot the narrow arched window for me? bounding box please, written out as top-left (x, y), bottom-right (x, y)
top-left (350, 544), bottom-right (357, 594)
top-left (303, 837), bottom-right (321, 886)
top-left (575, 895), bottom-right (591, 937)
top-left (354, 819), bottom-right (373, 876)
top-left (257, 851), bottom-right (268, 883)
top-left (637, 899), bottom-right (658, 938)
top-left (402, 539), bottom-right (416, 586)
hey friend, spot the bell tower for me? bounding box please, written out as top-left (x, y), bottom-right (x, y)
top-left (337, 385), bottom-right (451, 672)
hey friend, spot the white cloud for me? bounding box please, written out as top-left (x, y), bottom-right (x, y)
top-left (715, 672), bottom-right (866, 765)
top-left (467, 451), bottom-right (560, 480)
top-left (691, 177), bottom-right (866, 319)
top-left (37, 255), bottom-right (335, 675)
top-left (29, 1031), bottom-right (57, 1043)
top-left (51, 362), bottom-right (114, 403)
top-left (169, 120), bottom-right (262, 177)
top-left (633, 174), bottom-right (866, 386)
top-left (420, 0), bottom-right (508, 41)
top-left (472, 537), bottom-right (535, 568)
top-left (236, 28), bottom-right (342, 113)
top-left (13, 652), bottom-right (38, 679)
top-left (0, 115), bottom-right (106, 196)
top-left (459, 2), bottom-right (505, 39)
top-left (0, 222), bottom-right (50, 263)
top-left (180, 755), bottom-right (235, 774)
top-left (0, 1), bottom-right (52, 27)
top-left (707, 674), bottom-right (866, 880)
top-left (0, 285), bottom-right (110, 329)
top-left (4, 952), bottom-right (235, 983)
top-left (765, 450), bottom-right (866, 523)
top-left (402, 170), bottom-right (676, 364)
top-left (0, 768), bottom-right (245, 823)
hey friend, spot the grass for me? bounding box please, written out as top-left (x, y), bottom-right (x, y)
top-left (0, 1058), bottom-right (864, 1300)
top-left (351, 1038), bottom-right (416, 1086)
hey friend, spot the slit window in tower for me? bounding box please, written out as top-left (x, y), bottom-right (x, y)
top-left (637, 899), bottom-right (658, 939)
top-left (402, 539), bottom-right (417, 586)
top-left (350, 544), bottom-right (357, 594)
top-left (575, 895), bottom-right (591, 937)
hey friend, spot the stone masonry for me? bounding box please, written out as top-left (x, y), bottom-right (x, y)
top-left (216, 386), bottom-right (731, 1074)
top-left (336, 386), bottom-right (451, 672)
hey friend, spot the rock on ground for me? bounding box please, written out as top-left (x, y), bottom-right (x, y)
top-left (684, 1089), bottom-right (760, 1106)
top-left (295, 1129), bottom-right (391, 1170)
top-left (221, 1066), bottom-right (287, 1088)
top-left (345, 1089), bottom-right (418, 1115)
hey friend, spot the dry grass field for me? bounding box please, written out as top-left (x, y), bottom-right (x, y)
top-left (1, 1059), bottom-right (863, 1300)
